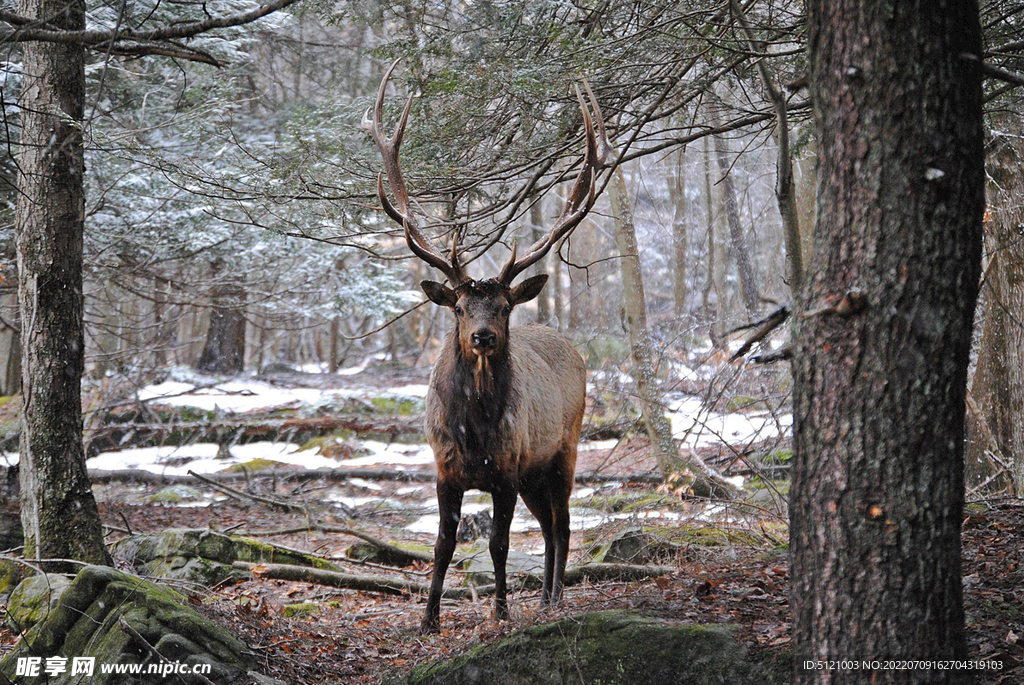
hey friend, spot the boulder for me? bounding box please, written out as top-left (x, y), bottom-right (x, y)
top-left (595, 527), bottom-right (682, 564)
top-left (6, 573), bottom-right (72, 632)
top-left (0, 565), bottom-right (283, 684)
top-left (399, 610), bottom-right (783, 685)
top-left (112, 528), bottom-right (340, 587)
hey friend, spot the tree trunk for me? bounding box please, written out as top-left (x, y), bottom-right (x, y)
top-left (551, 241), bottom-right (564, 331)
top-left (712, 134), bottom-right (759, 316)
top-left (967, 128), bottom-right (1024, 494)
top-left (530, 198), bottom-right (552, 324)
top-left (0, 290), bottom-right (21, 396)
top-left (15, 0), bottom-right (111, 567)
top-left (197, 279), bottom-right (247, 375)
top-left (609, 169), bottom-right (731, 497)
top-left (671, 147), bottom-right (688, 318)
top-left (791, 1), bottom-right (982, 681)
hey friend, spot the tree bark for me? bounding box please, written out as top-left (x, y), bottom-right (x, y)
top-left (671, 147), bottom-right (688, 318)
top-left (530, 198), bottom-right (552, 324)
top-left (15, 0), bottom-right (110, 567)
top-left (731, 0), bottom-right (802, 293)
top-left (791, 1), bottom-right (983, 681)
top-left (197, 274), bottom-right (247, 375)
top-left (712, 134), bottom-right (759, 317)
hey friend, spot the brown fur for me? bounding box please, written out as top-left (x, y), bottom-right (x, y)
top-left (419, 280), bottom-right (585, 634)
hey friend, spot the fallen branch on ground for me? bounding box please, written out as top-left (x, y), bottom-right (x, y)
top-left (232, 560), bottom-right (674, 598)
top-left (89, 467), bottom-right (664, 486)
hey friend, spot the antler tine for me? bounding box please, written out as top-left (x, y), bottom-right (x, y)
top-left (363, 58), bottom-right (465, 285)
top-left (497, 239), bottom-right (518, 284)
top-left (499, 80), bottom-right (611, 285)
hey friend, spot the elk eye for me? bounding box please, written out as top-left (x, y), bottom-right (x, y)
top-left (502, 305), bottom-right (512, 316)
top-left (454, 305), bottom-right (463, 316)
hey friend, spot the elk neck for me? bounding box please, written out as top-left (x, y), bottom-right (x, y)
top-left (434, 322), bottom-right (516, 461)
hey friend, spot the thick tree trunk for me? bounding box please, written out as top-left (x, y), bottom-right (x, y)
top-left (671, 147), bottom-right (688, 318)
top-left (609, 169), bottom-right (731, 497)
top-left (15, 0), bottom-right (111, 567)
top-left (791, 1), bottom-right (983, 682)
top-left (712, 134), bottom-right (759, 317)
top-left (197, 279), bottom-right (247, 375)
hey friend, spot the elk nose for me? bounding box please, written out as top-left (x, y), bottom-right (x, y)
top-left (472, 330), bottom-right (496, 349)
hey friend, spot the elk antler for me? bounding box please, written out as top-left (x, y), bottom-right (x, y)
top-left (362, 59), bottom-right (465, 286)
top-left (498, 79), bottom-right (612, 285)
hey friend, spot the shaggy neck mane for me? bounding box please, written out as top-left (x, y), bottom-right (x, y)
top-left (435, 323), bottom-right (514, 461)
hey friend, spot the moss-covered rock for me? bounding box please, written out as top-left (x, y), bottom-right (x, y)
top-left (345, 540), bottom-right (433, 567)
top-left (148, 485), bottom-right (205, 504)
top-left (397, 610), bottom-right (782, 685)
top-left (7, 573), bottom-right (72, 632)
top-left (0, 559), bottom-right (26, 602)
top-left (282, 602), bottom-right (319, 618)
top-left (112, 529), bottom-right (340, 587)
top-left (593, 527), bottom-right (681, 564)
top-left (0, 565), bottom-right (283, 684)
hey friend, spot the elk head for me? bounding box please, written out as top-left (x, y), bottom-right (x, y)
top-left (362, 60), bottom-right (611, 363)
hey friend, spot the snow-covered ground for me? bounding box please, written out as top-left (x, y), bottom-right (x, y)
top-left (666, 396), bottom-right (792, 449)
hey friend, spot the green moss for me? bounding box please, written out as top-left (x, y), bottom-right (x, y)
top-left (675, 525), bottom-right (763, 547)
top-left (399, 610), bottom-right (780, 685)
top-left (766, 449), bottom-right (793, 464)
top-left (0, 566), bottom-right (258, 684)
top-left (299, 429), bottom-right (356, 452)
top-left (282, 602), bottom-right (320, 618)
top-left (0, 395), bottom-right (15, 408)
top-left (149, 485), bottom-right (204, 504)
top-left (370, 396), bottom-right (424, 416)
top-left (725, 395), bottom-right (767, 412)
top-left (584, 492), bottom-right (671, 513)
top-left (226, 458), bottom-right (281, 472)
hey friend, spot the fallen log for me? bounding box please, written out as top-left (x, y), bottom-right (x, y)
top-left (88, 467), bottom-right (664, 486)
top-left (233, 561), bottom-right (491, 598)
top-left (231, 560), bottom-right (673, 598)
top-left (87, 416), bottom-right (628, 455)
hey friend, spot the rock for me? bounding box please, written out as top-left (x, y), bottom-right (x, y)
top-left (454, 543), bottom-right (544, 586)
top-left (0, 565), bottom-right (284, 684)
top-left (7, 573), bottom-right (71, 632)
top-left (456, 511), bottom-right (492, 542)
top-left (595, 527), bottom-right (681, 564)
top-left (148, 485), bottom-right (205, 504)
top-left (112, 528), bottom-right (341, 587)
top-left (259, 362), bottom-right (299, 375)
top-left (399, 610), bottom-right (784, 685)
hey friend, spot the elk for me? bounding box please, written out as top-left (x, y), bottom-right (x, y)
top-left (363, 61), bottom-right (610, 634)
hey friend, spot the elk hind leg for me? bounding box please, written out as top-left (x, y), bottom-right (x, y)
top-left (549, 460), bottom-right (574, 604)
top-left (520, 480), bottom-right (555, 604)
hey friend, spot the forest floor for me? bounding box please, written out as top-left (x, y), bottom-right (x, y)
top-left (0, 356), bottom-right (1019, 683)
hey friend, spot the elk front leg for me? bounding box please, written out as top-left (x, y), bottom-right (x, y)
top-left (489, 483), bottom-right (518, 620)
top-left (421, 479), bottom-right (463, 634)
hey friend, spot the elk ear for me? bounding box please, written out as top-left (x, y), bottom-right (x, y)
top-left (421, 280), bottom-right (457, 307)
top-left (510, 274), bottom-right (548, 306)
